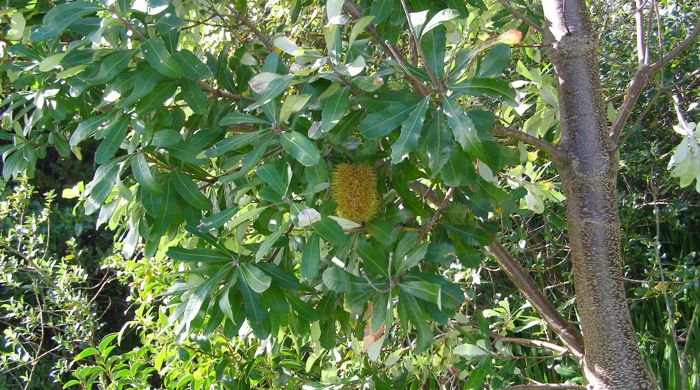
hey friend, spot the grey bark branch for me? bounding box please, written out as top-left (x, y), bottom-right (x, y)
top-left (496, 0), bottom-right (546, 35)
top-left (543, 0), bottom-right (658, 387)
top-left (493, 124), bottom-right (564, 166)
top-left (486, 241), bottom-right (585, 359)
top-left (610, 20), bottom-right (700, 145)
top-left (490, 332), bottom-right (569, 355)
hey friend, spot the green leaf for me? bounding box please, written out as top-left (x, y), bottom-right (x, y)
top-left (255, 221), bottom-right (289, 262)
top-left (369, 0), bottom-right (394, 24)
top-left (285, 292), bottom-right (319, 322)
top-left (218, 276), bottom-right (238, 322)
top-left (279, 94), bottom-right (311, 123)
top-left (238, 274), bottom-right (267, 324)
top-left (30, 1), bottom-right (103, 41)
top-left (391, 96), bottom-right (430, 163)
top-left (280, 131), bottom-right (321, 167)
top-left (206, 130), bottom-right (264, 157)
top-left (171, 169), bottom-right (212, 210)
top-left (441, 147), bottom-right (476, 187)
top-left (357, 240), bottom-right (389, 278)
top-left (400, 280), bottom-right (442, 310)
top-left (73, 347), bottom-right (100, 362)
top-left (443, 223), bottom-right (492, 246)
top-left (95, 117), bottom-right (128, 164)
top-left (322, 266), bottom-right (365, 293)
top-left (152, 129), bottom-right (181, 147)
top-left (421, 110), bottom-right (452, 174)
top-left (478, 44), bottom-right (511, 77)
top-left (349, 16), bottom-right (375, 46)
top-left (117, 66), bottom-right (162, 108)
top-left (166, 247), bottom-right (232, 263)
top-left (239, 263), bottom-right (272, 293)
top-left (320, 87), bottom-right (351, 135)
top-left (69, 114), bottom-right (110, 147)
top-left (396, 243), bottom-right (428, 274)
top-left (365, 219), bottom-right (395, 246)
top-left (228, 206), bottom-right (268, 228)
top-left (245, 74), bottom-right (293, 111)
top-left (451, 78), bottom-right (516, 104)
top-left (219, 113), bottom-right (271, 127)
top-left (256, 263), bottom-right (300, 290)
top-left (198, 206), bottom-right (239, 230)
top-left (421, 27), bottom-right (446, 79)
top-left (183, 265), bottom-right (232, 325)
top-left (301, 233), bottom-right (321, 279)
top-left (7, 12), bottom-right (25, 41)
top-left (358, 103), bottom-right (414, 139)
top-left (399, 292), bottom-right (432, 353)
top-left (453, 343), bottom-right (489, 357)
top-left (141, 38), bottom-right (183, 78)
top-left (421, 9), bottom-right (461, 38)
top-left (181, 82), bottom-right (207, 115)
top-left (311, 217), bottom-right (346, 245)
top-left (82, 50), bottom-right (135, 85)
top-left (256, 164), bottom-right (287, 196)
top-left (442, 96), bottom-right (485, 159)
top-left (131, 153), bottom-right (163, 194)
top-left (173, 50), bottom-right (213, 80)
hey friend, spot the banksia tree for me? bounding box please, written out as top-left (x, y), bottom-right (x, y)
top-left (330, 163), bottom-right (378, 222)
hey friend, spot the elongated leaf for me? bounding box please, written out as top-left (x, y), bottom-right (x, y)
top-left (131, 153), bottom-right (163, 194)
top-left (322, 266), bottom-right (366, 293)
top-left (117, 67), bottom-right (162, 108)
top-left (478, 44), bottom-right (511, 77)
top-left (422, 110), bottom-right (452, 174)
top-left (167, 247), bottom-right (232, 263)
top-left (358, 103), bottom-right (414, 139)
top-left (256, 164), bottom-right (286, 196)
top-left (219, 113), bottom-right (270, 127)
top-left (285, 292), bottom-right (319, 322)
top-left (198, 206), bottom-right (239, 230)
top-left (70, 114), bottom-right (110, 147)
top-left (399, 292), bottom-right (432, 353)
top-left (421, 27), bottom-right (446, 79)
top-left (173, 50), bottom-right (213, 80)
top-left (30, 1), bottom-right (103, 41)
top-left (396, 243), bottom-right (428, 274)
top-left (245, 74), bottom-right (293, 111)
top-left (95, 117), bottom-right (128, 164)
top-left (141, 38), bottom-right (183, 78)
top-left (311, 217), bottom-right (346, 245)
top-left (239, 263), bottom-right (272, 293)
top-left (320, 87), bottom-right (350, 135)
top-left (349, 16), bottom-right (375, 46)
top-left (280, 131), bottom-right (320, 167)
top-left (451, 78), bottom-right (516, 104)
top-left (400, 280), bottom-right (442, 310)
top-left (280, 94), bottom-right (311, 123)
top-left (357, 241), bottom-right (389, 278)
top-left (82, 50), bottom-right (135, 85)
top-left (370, 0), bottom-right (394, 24)
top-left (171, 169), bottom-right (212, 210)
top-left (441, 147), bottom-right (476, 187)
top-left (183, 265), bottom-right (232, 325)
top-left (206, 130), bottom-right (264, 157)
top-left (181, 82), bottom-right (207, 115)
top-left (301, 233), bottom-right (321, 279)
top-left (237, 273), bottom-right (266, 324)
top-left (442, 96), bottom-right (485, 159)
top-left (421, 9), bottom-right (460, 38)
top-left (391, 96), bottom-right (429, 163)
top-left (256, 263), bottom-right (300, 290)
top-left (255, 221), bottom-right (289, 262)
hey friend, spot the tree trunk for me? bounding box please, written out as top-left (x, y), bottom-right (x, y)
top-left (542, 0), bottom-right (657, 388)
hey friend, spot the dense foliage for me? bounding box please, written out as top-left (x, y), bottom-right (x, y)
top-left (1, 0), bottom-right (698, 388)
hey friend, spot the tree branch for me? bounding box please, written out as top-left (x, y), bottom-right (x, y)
top-left (610, 20), bottom-right (700, 145)
top-left (418, 187), bottom-right (454, 242)
top-left (486, 240), bottom-right (585, 359)
top-left (496, 0), bottom-right (546, 35)
top-left (225, 4), bottom-right (275, 52)
top-left (343, 1), bottom-right (429, 97)
top-left (493, 124), bottom-right (564, 165)
top-left (490, 332), bottom-right (569, 355)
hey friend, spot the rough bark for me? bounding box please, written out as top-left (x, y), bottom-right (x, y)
top-left (541, 0), bottom-right (657, 388)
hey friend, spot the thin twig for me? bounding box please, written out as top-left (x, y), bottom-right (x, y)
top-left (490, 332), bottom-right (569, 355)
top-left (486, 240), bottom-right (585, 360)
top-left (496, 0), bottom-right (545, 35)
top-left (610, 20), bottom-right (700, 145)
top-left (417, 187), bottom-right (455, 242)
top-left (493, 124), bottom-right (564, 166)
top-left (398, 0), bottom-right (442, 93)
top-left (198, 81), bottom-right (255, 102)
top-left (225, 4), bottom-right (275, 52)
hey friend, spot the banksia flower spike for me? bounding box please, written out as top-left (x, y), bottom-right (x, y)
top-left (331, 163), bottom-right (379, 222)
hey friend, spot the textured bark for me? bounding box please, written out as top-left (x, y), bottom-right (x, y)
top-left (541, 0), bottom-right (657, 388)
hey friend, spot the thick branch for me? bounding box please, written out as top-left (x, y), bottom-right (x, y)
top-left (496, 0), bottom-right (545, 35)
top-left (225, 4), bottom-right (275, 52)
top-left (343, 1), bottom-right (429, 96)
top-left (490, 332), bottom-right (568, 355)
top-left (486, 240), bottom-right (585, 359)
top-left (610, 21), bottom-right (700, 145)
top-left (493, 124), bottom-right (564, 166)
